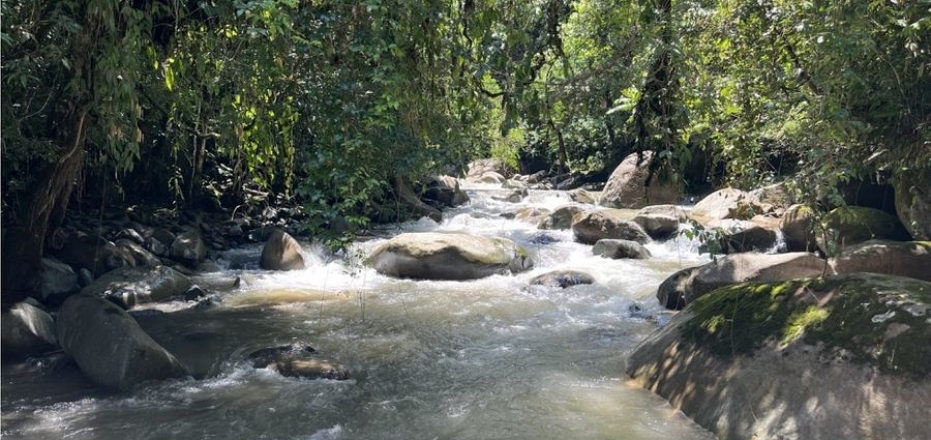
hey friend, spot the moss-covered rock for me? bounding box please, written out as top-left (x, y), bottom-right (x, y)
top-left (818, 206), bottom-right (911, 255)
top-left (628, 273), bottom-right (931, 440)
top-left (368, 232), bottom-right (533, 280)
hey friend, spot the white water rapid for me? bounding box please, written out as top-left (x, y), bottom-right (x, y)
top-left (1, 185), bottom-right (717, 440)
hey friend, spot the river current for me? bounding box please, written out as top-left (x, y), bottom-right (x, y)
top-left (2, 185), bottom-right (716, 440)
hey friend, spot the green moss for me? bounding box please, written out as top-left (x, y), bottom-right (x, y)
top-left (682, 274), bottom-right (931, 378)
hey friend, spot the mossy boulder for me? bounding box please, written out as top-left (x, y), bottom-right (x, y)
top-left (368, 232), bottom-right (533, 280)
top-left (628, 273), bottom-right (931, 440)
top-left (818, 206), bottom-right (911, 255)
top-left (831, 240), bottom-right (931, 282)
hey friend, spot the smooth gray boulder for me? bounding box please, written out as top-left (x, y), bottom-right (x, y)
top-left (36, 258), bottom-right (79, 305)
top-left (171, 228), bottom-right (207, 267)
top-left (592, 239), bottom-right (652, 259)
top-left (368, 232), bottom-right (533, 280)
top-left (599, 151), bottom-right (680, 209)
top-left (57, 294), bottom-right (188, 389)
top-left (1, 300), bottom-right (59, 360)
top-left (538, 204), bottom-right (588, 230)
top-left (633, 205), bottom-right (688, 239)
top-left (831, 240), bottom-right (931, 282)
top-left (260, 229), bottom-right (306, 271)
top-left (530, 270), bottom-right (595, 288)
top-left (572, 209), bottom-right (650, 245)
top-left (81, 265), bottom-right (193, 308)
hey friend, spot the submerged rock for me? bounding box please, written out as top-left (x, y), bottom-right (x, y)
top-left (537, 204), bottom-right (588, 230)
top-left (248, 343), bottom-right (349, 380)
top-left (368, 232), bottom-right (533, 280)
top-left (628, 273), bottom-right (931, 440)
top-left (260, 229), bottom-right (306, 271)
top-left (530, 270), bottom-right (595, 288)
top-left (592, 239), bottom-right (652, 259)
top-left (57, 294), bottom-right (188, 390)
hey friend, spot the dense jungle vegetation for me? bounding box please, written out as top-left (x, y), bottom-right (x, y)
top-left (3, 0), bottom-right (930, 299)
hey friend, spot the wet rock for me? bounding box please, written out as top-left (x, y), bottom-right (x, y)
top-left (592, 239), bottom-right (652, 259)
top-left (55, 234), bottom-right (133, 277)
top-left (719, 225), bottom-right (778, 254)
top-left (509, 207), bottom-right (551, 224)
top-left (116, 238), bottom-right (162, 268)
top-left (779, 204), bottom-right (817, 252)
top-left (629, 273), bottom-right (931, 440)
top-left (171, 228), bottom-right (207, 267)
top-left (632, 205), bottom-right (687, 239)
top-left (421, 175), bottom-right (470, 207)
top-left (655, 252), bottom-right (828, 310)
top-left (530, 270), bottom-right (595, 288)
top-left (818, 206), bottom-right (910, 255)
top-left (527, 232), bottom-right (561, 245)
top-left (57, 294), bottom-right (188, 390)
top-left (599, 151), bottom-right (681, 209)
top-left (115, 228), bottom-right (145, 245)
top-left (81, 265), bottom-right (193, 308)
top-left (537, 204), bottom-right (588, 230)
top-left (831, 240), bottom-right (931, 282)
top-left (260, 229), bottom-right (305, 271)
top-left (248, 343), bottom-right (349, 380)
top-left (36, 258), bottom-right (79, 305)
top-left (494, 187), bottom-right (528, 203)
top-left (572, 209), bottom-right (650, 245)
top-left (369, 232), bottom-right (533, 280)
top-left (567, 188), bottom-right (596, 205)
top-left (1, 300), bottom-right (59, 361)
top-left (467, 158), bottom-right (511, 180)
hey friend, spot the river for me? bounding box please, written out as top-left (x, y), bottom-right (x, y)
top-left (1, 184), bottom-right (716, 440)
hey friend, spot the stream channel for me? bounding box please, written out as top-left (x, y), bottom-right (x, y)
top-left (2, 184), bottom-right (717, 440)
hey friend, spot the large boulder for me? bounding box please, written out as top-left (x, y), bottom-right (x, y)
top-left (260, 230), bottom-right (306, 271)
top-left (655, 252), bottom-right (828, 309)
top-left (507, 207), bottom-right (550, 224)
top-left (537, 204), bottom-right (588, 230)
top-left (632, 205), bottom-right (688, 239)
top-left (818, 206), bottom-right (911, 255)
top-left (36, 258), bottom-right (79, 305)
top-left (421, 175), bottom-right (470, 207)
top-left (599, 151), bottom-right (681, 209)
top-left (689, 188), bottom-right (750, 228)
top-left (894, 167), bottom-right (931, 240)
top-left (57, 294), bottom-right (188, 389)
top-left (571, 209), bottom-right (650, 245)
top-left (1, 300), bottom-right (59, 360)
top-left (592, 239), bottom-right (652, 259)
top-left (831, 240), bottom-right (931, 282)
top-left (718, 225), bottom-right (779, 254)
top-left (530, 270), bottom-right (595, 288)
top-left (81, 265), bottom-right (193, 308)
top-left (56, 234), bottom-right (133, 276)
top-left (170, 228), bottom-right (207, 267)
top-left (628, 273), bottom-right (931, 440)
top-left (368, 232), bottom-right (533, 280)
top-left (779, 204), bottom-right (817, 252)
top-left (467, 158), bottom-right (512, 180)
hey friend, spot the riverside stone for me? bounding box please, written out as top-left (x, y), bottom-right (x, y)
top-left (368, 232), bottom-right (533, 280)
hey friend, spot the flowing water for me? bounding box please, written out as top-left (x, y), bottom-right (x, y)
top-left (2, 186), bottom-right (716, 440)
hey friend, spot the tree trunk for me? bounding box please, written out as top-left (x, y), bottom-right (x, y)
top-left (1, 111), bottom-right (87, 307)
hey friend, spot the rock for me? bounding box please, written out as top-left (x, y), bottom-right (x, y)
top-left (115, 228), bottom-right (146, 245)
top-left (77, 268), bottom-right (94, 287)
top-left (80, 265), bottom-right (193, 308)
top-left (170, 228), bottom-right (207, 267)
top-left (36, 258), bottom-right (79, 305)
top-left (567, 188), bottom-right (596, 204)
top-left (530, 270), bottom-right (595, 288)
top-left (493, 187), bottom-right (528, 203)
top-left (592, 239), bottom-right (652, 259)
top-left (779, 204), bottom-right (817, 252)
top-left (510, 207), bottom-right (550, 224)
top-left (260, 230), bottom-right (306, 271)
top-left (689, 188), bottom-right (750, 228)
top-left (195, 260), bottom-right (223, 273)
top-left (719, 225), bottom-right (778, 254)
top-left (571, 209), bottom-right (650, 245)
top-left (57, 294), bottom-right (188, 390)
top-left (655, 252), bottom-right (828, 309)
top-left (537, 204), bottom-right (588, 230)
top-left (747, 181), bottom-right (796, 212)
top-left (116, 238), bottom-right (162, 268)
top-left (599, 151), bottom-right (681, 209)
top-left (628, 273), bottom-right (931, 440)
top-left (477, 172), bottom-right (506, 184)
top-left (831, 240), bottom-right (931, 282)
top-left (248, 343), bottom-right (349, 380)
top-left (467, 158), bottom-right (511, 179)
top-left (894, 167), bottom-right (931, 240)
top-left (422, 175), bottom-right (470, 207)
top-left (147, 228), bottom-right (176, 256)
top-left (56, 234), bottom-right (133, 276)
top-left (818, 206), bottom-right (911, 255)
top-left (633, 205), bottom-right (687, 239)
top-left (502, 178), bottom-right (529, 190)
top-left (368, 232), bottom-right (533, 280)
top-left (1, 300), bottom-right (59, 360)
